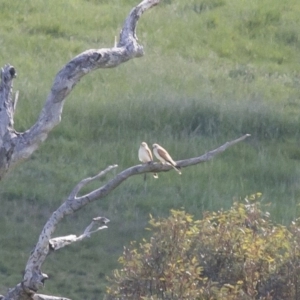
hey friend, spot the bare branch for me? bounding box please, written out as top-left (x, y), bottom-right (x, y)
top-left (13, 0), bottom-right (160, 163)
top-left (21, 164), bottom-right (116, 296)
top-left (178, 133), bottom-right (251, 167)
top-left (74, 134), bottom-right (251, 209)
top-left (3, 288), bottom-right (67, 300)
top-left (49, 217), bottom-right (110, 251)
top-left (33, 295), bottom-right (71, 300)
top-left (4, 133), bottom-right (250, 299)
top-left (69, 164), bottom-right (118, 199)
top-left (0, 0), bottom-right (160, 178)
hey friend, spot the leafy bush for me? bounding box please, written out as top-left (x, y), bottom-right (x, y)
top-left (106, 194), bottom-right (300, 299)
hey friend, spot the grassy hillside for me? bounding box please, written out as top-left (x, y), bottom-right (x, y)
top-left (1, 0), bottom-right (300, 298)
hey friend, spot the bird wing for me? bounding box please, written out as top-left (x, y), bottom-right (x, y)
top-left (145, 146), bottom-right (153, 161)
top-left (157, 147), bottom-right (176, 166)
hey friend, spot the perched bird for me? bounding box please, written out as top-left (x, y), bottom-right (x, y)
top-left (152, 143), bottom-right (181, 175)
top-left (139, 142), bottom-right (158, 179)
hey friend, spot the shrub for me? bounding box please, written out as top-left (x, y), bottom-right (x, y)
top-left (106, 194), bottom-right (300, 299)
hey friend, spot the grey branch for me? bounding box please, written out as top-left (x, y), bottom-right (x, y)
top-left (73, 134), bottom-right (251, 207)
top-left (69, 164), bottom-right (118, 199)
top-left (22, 167), bottom-right (119, 292)
top-left (49, 217), bottom-right (110, 251)
top-left (0, 0), bottom-right (160, 181)
top-left (3, 133), bottom-right (250, 299)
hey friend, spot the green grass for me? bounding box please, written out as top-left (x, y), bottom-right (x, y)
top-left (1, 0), bottom-right (300, 298)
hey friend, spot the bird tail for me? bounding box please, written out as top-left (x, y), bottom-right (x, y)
top-left (169, 164), bottom-right (181, 175)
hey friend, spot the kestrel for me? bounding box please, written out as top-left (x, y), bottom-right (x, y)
top-left (139, 142), bottom-right (158, 179)
top-left (152, 143), bottom-right (181, 175)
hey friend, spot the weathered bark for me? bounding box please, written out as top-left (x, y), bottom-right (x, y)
top-left (0, 0), bottom-right (159, 180)
top-left (0, 65), bottom-right (18, 179)
top-left (3, 133), bottom-right (250, 300)
top-left (0, 0), bottom-right (252, 299)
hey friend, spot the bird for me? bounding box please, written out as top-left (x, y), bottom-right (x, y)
top-left (152, 143), bottom-right (181, 175)
top-left (139, 142), bottom-right (158, 179)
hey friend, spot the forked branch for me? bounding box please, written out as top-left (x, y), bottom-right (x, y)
top-left (0, 0), bottom-right (160, 180)
top-left (49, 217), bottom-right (110, 251)
top-left (1, 134), bottom-right (251, 300)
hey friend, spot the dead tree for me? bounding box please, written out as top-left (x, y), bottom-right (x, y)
top-left (0, 0), bottom-right (251, 299)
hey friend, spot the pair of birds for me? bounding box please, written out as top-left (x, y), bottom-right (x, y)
top-left (138, 142), bottom-right (181, 178)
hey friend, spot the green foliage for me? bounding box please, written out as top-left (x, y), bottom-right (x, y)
top-left (106, 195), bottom-right (300, 299)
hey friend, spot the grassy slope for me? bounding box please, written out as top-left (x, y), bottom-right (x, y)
top-left (0, 0), bottom-right (300, 298)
